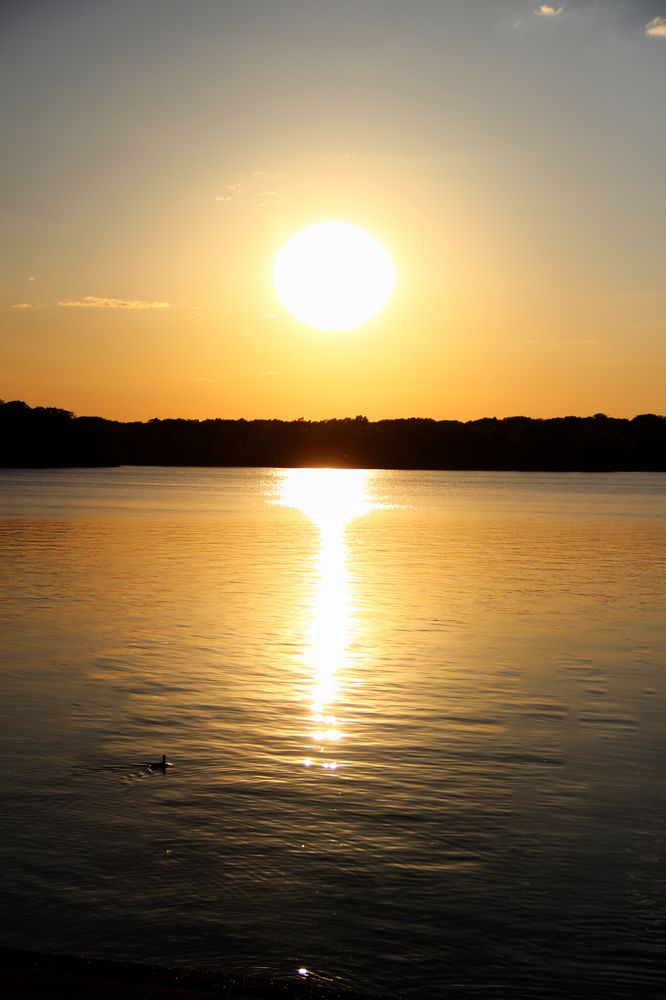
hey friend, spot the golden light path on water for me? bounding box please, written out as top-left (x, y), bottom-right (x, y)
top-left (278, 469), bottom-right (376, 771)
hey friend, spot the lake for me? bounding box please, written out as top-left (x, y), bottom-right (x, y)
top-left (0, 468), bottom-right (664, 998)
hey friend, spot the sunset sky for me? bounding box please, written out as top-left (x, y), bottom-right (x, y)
top-left (2, 0), bottom-right (665, 421)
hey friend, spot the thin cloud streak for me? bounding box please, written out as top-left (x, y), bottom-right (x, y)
top-left (58, 296), bottom-right (173, 310)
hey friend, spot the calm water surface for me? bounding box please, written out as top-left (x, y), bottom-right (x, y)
top-left (0, 468), bottom-right (664, 998)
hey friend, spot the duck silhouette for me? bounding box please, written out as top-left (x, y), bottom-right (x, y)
top-left (148, 754), bottom-right (172, 772)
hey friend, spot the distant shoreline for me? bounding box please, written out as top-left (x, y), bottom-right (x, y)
top-left (1, 401), bottom-right (664, 472)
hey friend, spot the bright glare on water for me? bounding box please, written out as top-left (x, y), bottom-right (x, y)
top-left (0, 467), bottom-right (664, 999)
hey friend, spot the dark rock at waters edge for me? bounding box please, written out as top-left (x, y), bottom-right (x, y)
top-left (0, 946), bottom-right (395, 999)
top-left (1, 399), bottom-right (665, 471)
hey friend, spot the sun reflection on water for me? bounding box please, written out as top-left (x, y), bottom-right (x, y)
top-left (278, 469), bottom-right (375, 771)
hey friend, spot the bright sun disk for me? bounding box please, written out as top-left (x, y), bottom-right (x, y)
top-left (273, 221), bottom-right (396, 331)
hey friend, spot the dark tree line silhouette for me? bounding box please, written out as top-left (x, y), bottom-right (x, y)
top-left (1, 400), bottom-right (664, 471)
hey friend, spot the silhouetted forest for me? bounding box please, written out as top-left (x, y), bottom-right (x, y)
top-left (1, 400), bottom-right (664, 471)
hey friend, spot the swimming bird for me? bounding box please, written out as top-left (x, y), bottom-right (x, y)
top-left (148, 754), bottom-right (172, 772)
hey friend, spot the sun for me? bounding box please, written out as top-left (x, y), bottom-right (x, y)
top-left (273, 221), bottom-right (396, 331)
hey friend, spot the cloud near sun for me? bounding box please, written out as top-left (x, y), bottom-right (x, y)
top-left (57, 296), bottom-right (173, 310)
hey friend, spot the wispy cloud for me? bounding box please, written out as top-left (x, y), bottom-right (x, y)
top-left (257, 189), bottom-right (278, 208)
top-left (11, 302), bottom-right (38, 310)
top-left (646, 15), bottom-right (666, 36)
top-left (58, 296), bottom-right (173, 310)
top-left (215, 182), bottom-right (243, 204)
top-left (562, 339), bottom-right (604, 347)
top-left (536, 3), bottom-right (563, 15)
top-left (215, 173), bottom-right (280, 209)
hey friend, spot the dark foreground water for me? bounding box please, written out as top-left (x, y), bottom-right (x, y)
top-left (0, 468), bottom-right (664, 999)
